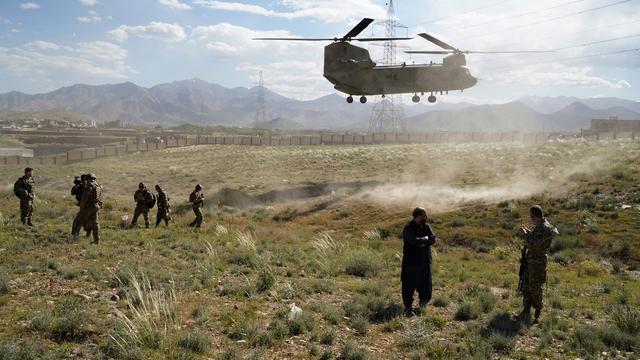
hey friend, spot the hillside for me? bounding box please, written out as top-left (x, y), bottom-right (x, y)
top-left (0, 140), bottom-right (638, 359)
top-left (1, 80), bottom-right (639, 131)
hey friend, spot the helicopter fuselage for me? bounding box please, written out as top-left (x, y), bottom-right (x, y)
top-left (323, 42), bottom-right (477, 97)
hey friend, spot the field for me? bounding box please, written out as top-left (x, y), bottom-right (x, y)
top-left (0, 140), bottom-right (639, 359)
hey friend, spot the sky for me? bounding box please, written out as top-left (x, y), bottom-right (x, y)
top-left (0, 0), bottom-right (639, 103)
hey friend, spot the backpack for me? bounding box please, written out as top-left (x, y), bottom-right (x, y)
top-left (13, 179), bottom-right (24, 198)
top-left (146, 192), bottom-right (156, 209)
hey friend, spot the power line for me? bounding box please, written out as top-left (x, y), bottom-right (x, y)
top-left (554, 33), bottom-right (640, 50)
top-left (483, 47), bottom-right (640, 70)
top-left (449, 0), bottom-right (588, 32)
top-left (497, 17), bottom-right (640, 48)
top-left (456, 0), bottom-right (635, 41)
top-left (410, 0), bottom-right (513, 27)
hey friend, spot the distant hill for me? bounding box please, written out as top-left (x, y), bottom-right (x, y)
top-left (519, 96), bottom-right (640, 114)
top-left (1, 79), bottom-right (639, 132)
top-left (406, 101), bottom-right (640, 132)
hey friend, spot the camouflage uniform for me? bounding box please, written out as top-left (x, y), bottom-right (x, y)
top-left (131, 187), bottom-right (152, 228)
top-left (155, 188), bottom-right (170, 227)
top-left (72, 176), bottom-right (102, 243)
top-left (519, 217), bottom-right (555, 320)
top-left (189, 187), bottom-right (204, 228)
top-left (14, 175), bottom-right (35, 225)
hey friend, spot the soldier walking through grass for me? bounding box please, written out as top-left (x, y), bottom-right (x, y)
top-left (155, 184), bottom-right (171, 227)
top-left (72, 173), bottom-right (102, 243)
top-left (401, 207), bottom-right (437, 317)
top-left (517, 205), bottom-right (556, 324)
top-left (14, 167), bottom-right (35, 226)
top-left (131, 182), bottom-right (154, 228)
top-left (189, 184), bottom-right (204, 228)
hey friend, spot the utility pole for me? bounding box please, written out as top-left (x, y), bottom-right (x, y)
top-left (255, 71), bottom-right (267, 129)
top-left (369, 0), bottom-right (407, 134)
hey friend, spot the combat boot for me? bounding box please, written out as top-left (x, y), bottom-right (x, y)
top-left (27, 220), bottom-right (33, 227)
top-left (533, 308), bottom-right (541, 324)
top-left (517, 307), bottom-right (531, 324)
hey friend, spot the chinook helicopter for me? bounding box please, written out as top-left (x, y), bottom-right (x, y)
top-left (255, 18), bottom-right (550, 104)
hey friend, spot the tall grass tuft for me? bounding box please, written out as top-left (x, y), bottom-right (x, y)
top-left (108, 271), bottom-right (178, 354)
top-left (312, 232), bottom-right (344, 260)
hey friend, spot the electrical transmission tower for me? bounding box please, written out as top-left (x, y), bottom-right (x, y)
top-left (254, 71), bottom-right (267, 128)
top-left (369, 0), bottom-right (407, 134)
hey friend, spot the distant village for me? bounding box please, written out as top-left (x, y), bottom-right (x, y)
top-left (0, 115), bottom-right (99, 130)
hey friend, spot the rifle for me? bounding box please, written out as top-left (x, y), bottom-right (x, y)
top-left (517, 246), bottom-right (527, 293)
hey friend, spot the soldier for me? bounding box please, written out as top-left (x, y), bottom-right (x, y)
top-left (401, 207), bottom-right (437, 317)
top-left (72, 173), bottom-right (102, 243)
top-left (71, 174), bottom-right (92, 237)
top-left (189, 184), bottom-right (204, 228)
top-left (155, 184), bottom-right (171, 227)
top-left (131, 182), bottom-right (154, 228)
top-left (13, 167), bottom-right (35, 226)
top-left (517, 205), bottom-right (556, 324)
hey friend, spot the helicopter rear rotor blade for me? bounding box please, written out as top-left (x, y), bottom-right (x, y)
top-left (405, 50), bottom-right (453, 54)
top-left (343, 18), bottom-right (375, 40)
top-left (418, 33), bottom-right (456, 51)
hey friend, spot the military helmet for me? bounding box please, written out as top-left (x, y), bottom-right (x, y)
top-left (88, 173), bottom-right (97, 180)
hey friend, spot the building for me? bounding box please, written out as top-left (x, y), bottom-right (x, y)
top-left (587, 116), bottom-right (640, 134)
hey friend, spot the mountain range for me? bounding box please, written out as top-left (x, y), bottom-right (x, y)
top-left (0, 79), bottom-right (638, 132)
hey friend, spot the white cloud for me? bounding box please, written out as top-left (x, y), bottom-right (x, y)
top-left (20, 2), bottom-right (40, 10)
top-left (0, 16), bottom-right (12, 25)
top-left (158, 0), bottom-right (191, 10)
top-left (237, 60), bottom-right (331, 100)
top-left (23, 40), bottom-right (60, 51)
top-left (78, 0), bottom-right (99, 5)
top-left (496, 64), bottom-right (632, 89)
top-left (0, 41), bottom-right (134, 88)
top-left (191, 23), bottom-right (317, 58)
top-left (107, 21), bottom-right (186, 42)
top-left (193, 0), bottom-right (386, 22)
top-left (77, 10), bottom-right (103, 23)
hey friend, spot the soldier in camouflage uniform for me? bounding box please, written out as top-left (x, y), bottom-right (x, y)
top-left (517, 205), bottom-right (556, 324)
top-left (155, 184), bottom-right (171, 227)
top-left (14, 167), bottom-right (35, 226)
top-left (189, 184), bottom-right (204, 228)
top-left (72, 174), bottom-right (102, 243)
top-left (131, 182), bottom-right (153, 228)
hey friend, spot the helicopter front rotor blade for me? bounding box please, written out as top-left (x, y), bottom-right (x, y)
top-left (462, 50), bottom-right (554, 54)
top-left (418, 33), bottom-right (456, 51)
top-left (343, 18), bottom-right (375, 40)
top-left (252, 37), bottom-right (338, 41)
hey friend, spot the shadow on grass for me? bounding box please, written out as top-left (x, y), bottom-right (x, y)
top-left (485, 312), bottom-right (523, 337)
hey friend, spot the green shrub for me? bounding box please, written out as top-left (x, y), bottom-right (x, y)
top-left (571, 325), bottom-right (604, 354)
top-left (255, 267), bottom-right (275, 293)
top-left (489, 333), bottom-right (514, 353)
top-left (611, 305), bottom-right (640, 335)
top-left (549, 236), bottom-right (580, 253)
top-left (454, 301), bottom-right (481, 321)
top-left (267, 318), bottom-right (288, 340)
top-left (250, 330), bottom-right (274, 348)
top-left (177, 331), bottom-right (209, 354)
top-left (0, 340), bottom-right (45, 360)
top-left (287, 312), bottom-right (314, 335)
top-left (350, 315), bottom-right (369, 336)
top-left (478, 291), bottom-right (497, 313)
top-left (432, 296), bottom-right (449, 308)
top-left (320, 329), bottom-right (335, 345)
top-left (0, 276), bottom-right (9, 295)
top-left (598, 326), bottom-right (638, 351)
top-left (344, 249), bottom-right (382, 278)
top-left (323, 306), bottom-right (344, 325)
top-left (338, 341), bottom-right (368, 360)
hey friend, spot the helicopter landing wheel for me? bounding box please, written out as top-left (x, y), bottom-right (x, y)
top-left (428, 95), bottom-right (437, 103)
top-left (412, 95), bottom-right (420, 103)
top-left (346, 96), bottom-right (354, 104)
top-left (360, 96), bottom-right (367, 104)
